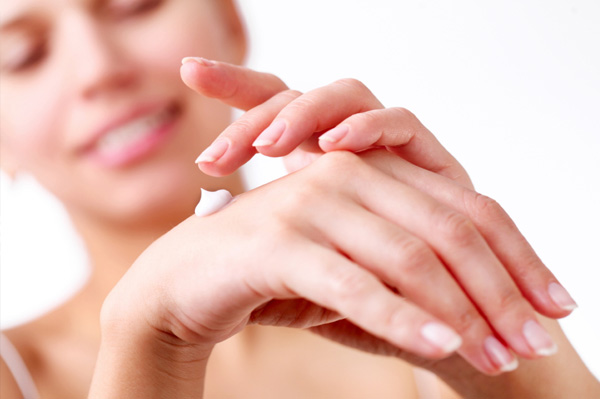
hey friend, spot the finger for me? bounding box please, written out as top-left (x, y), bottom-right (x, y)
top-left (180, 57), bottom-right (288, 111)
top-left (310, 198), bottom-right (518, 374)
top-left (318, 107), bottom-right (473, 188)
top-left (309, 319), bottom-right (409, 359)
top-left (196, 90), bottom-right (301, 176)
top-left (251, 78), bottom-right (383, 157)
top-left (276, 241), bottom-right (463, 360)
top-left (361, 150), bottom-right (577, 320)
top-left (321, 151), bottom-right (556, 359)
top-left (309, 319), bottom-right (462, 371)
top-left (249, 299), bottom-right (344, 329)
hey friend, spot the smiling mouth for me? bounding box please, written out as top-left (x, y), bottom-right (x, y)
top-left (97, 107), bottom-right (174, 153)
top-left (87, 103), bottom-right (180, 167)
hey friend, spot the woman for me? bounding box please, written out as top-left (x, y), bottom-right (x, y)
top-left (1, 0), bottom-right (598, 397)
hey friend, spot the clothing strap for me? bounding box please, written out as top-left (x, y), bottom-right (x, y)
top-left (0, 333), bottom-right (40, 399)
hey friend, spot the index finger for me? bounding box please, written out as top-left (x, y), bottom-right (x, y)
top-left (180, 57), bottom-right (288, 111)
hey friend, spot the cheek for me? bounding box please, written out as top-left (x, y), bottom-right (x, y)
top-left (115, 6), bottom-right (237, 146)
top-left (121, 2), bottom-right (236, 71)
top-left (0, 73), bottom-right (69, 170)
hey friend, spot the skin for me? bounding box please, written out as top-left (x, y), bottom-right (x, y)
top-left (1, 0), bottom-right (598, 398)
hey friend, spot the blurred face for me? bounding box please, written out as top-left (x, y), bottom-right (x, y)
top-left (0, 0), bottom-right (245, 226)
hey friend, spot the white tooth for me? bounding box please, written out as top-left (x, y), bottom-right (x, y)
top-left (96, 109), bottom-right (170, 154)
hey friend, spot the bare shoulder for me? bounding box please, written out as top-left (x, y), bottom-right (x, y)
top-left (2, 320), bottom-right (47, 372)
top-left (0, 356), bottom-right (23, 399)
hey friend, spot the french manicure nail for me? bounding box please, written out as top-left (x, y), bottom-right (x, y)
top-left (181, 57), bottom-right (215, 67)
top-left (319, 125), bottom-right (349, 144)
top-left (548, 282), bottom-right (578, 311)
top-left (421, 322), bottom-right (462, 353)
top-left (253, 120), bottom-right (286, 147)
top-left (484, 336), bottom-right (518, 372)
top-left (195, 139), bottom-right (229, 163)
top-left (523, 320), bottom-right (557, 356)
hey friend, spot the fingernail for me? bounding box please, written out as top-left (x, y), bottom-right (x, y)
top-left (181, 57), bottom-right (215, 67)
top-left (319, 125), bottom-right (349, 144)
top-left (421, 322), bottom-right (462, 353)
top-left (548, 282), bottom-right (577, 311)
top-left (522, 320), bottom-right (557, 356)
top-left (484, 336), bottom-right (518, 372)
top-left (253, 120), bottom-right (286, 147)
top-left (195, 139), bottom-right (229, 163)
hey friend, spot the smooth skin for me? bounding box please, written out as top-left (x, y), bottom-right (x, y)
top-left (89, 63), bottom-right (598, 397)
top-left (184, 60), bottom-right (574, 368)
top-left (89, 149), bottom-right (598, 399)
top-left (1, 0), bottom-right (598, 398)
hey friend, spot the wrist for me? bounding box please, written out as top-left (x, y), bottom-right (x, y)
top-left (90, 304), bottom-right (213, 398)
top-left (89, 271), bottom-right (214, 398)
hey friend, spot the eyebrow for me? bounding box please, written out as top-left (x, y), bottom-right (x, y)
top-left (0, 0), bottom-right (106, 32)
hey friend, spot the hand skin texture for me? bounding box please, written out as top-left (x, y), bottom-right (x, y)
top-left (86, 61), bottom-right (600, 398)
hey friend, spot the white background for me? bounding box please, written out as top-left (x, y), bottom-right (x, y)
top-left (1, 0), bottom-right (599, 378)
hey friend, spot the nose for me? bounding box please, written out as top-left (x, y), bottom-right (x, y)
top-left (60, 10), bottom-right (137, 101)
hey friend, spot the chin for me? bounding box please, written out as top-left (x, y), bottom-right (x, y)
top-left (66, 160), bottom-right (204, 230)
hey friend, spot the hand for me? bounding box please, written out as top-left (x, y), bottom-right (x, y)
top-left (180, 57), bottom-right (473, 189)
top-left (179, 59), bottom-right (577, 362)
top-left (104, 147), bottom-right (573, 380)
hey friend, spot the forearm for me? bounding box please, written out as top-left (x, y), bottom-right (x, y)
top-left (88, 322), bottom-right (211, 399)
top-left (437, 317), bottom-right (600, 399)
top-left (88, 287), bottom-right (212, 399)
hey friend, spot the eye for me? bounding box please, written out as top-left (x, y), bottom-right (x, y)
top-left (107, 0), bottom-right (164, 19)
top-left (1, 38), bottom-right (48, 73)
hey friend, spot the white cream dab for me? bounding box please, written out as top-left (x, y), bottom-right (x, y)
top-left (195, 189), bottom-right (234, 217)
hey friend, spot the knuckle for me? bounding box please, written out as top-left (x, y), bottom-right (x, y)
top-left (334, 78), bottom-right (371, 94)
top-left (511, 253), bottom-right (544, 282)
top-left (389, 106), bottom-right (417, 121)
top-left (276, 89), bottom-right (302, 102)
top-left (227, 117), bottom-right (258, 138)
top-left (385, 306), bottom-right (411, 335)
top-left (352, 110), bottom-right (380, 129)
top-left (391, 237), bottom-right (435, 275)
top-left (496, 287), bottom-right (525, 313)
top-left (276, 183), bottom-right (321, 215)
top-left (285, 95), bottom-right (320, 114)
top-left (287, 152), bottom-right (367, 202)
top-left (464, 191), bottom-right (507, 225)
top-left (453, 307), bottom-right (485, 336)
top-left (329, 268), bottom-right (372, 302)
top-left (314, 150), bottom-right (363, 176)
top-left (436, 208), bottom-right (479, 248)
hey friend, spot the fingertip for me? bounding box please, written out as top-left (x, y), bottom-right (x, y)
top-left (547, 282), bottom-right (578, 312)
top-left (483, 336), bottom-right (519, 374)
top-left (526, 283), bottom-right (577, 320)
top-left (195, 138), bottom-right (230, 164)
top-left (522, 319), bottom-right (558, 358)
top-left (420, 321), bottom-right (463, 356)
top-left (320, 125), bottom-right (349, 142)
top-left (180, 57), bottom-right (231, 98)
top-left (180, 59), bottom-right (203, 90)
top-left (196, 143), bottom-right (257, 177)
top-left (196, 156), bottom-right (236, 177)
top-left (252, 120), bottom-right (286, 148)
top-left (181, 57), bottom-right (215, 67)
top-left (196, 163), bottom-right (228, 177)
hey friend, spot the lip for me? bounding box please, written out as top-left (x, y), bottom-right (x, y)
top-left (80, 101), bottom-right (181, 168)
